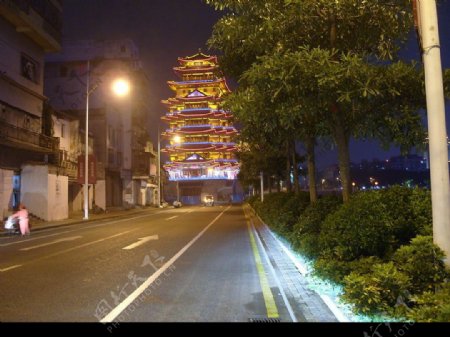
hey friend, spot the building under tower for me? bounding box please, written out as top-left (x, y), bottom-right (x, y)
top-left (161, 51), bottom-right (240, 204)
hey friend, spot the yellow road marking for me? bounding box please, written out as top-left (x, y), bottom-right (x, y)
top-left (244, 206), bottom-right (279, 318)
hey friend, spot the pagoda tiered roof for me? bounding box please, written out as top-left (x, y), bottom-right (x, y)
top-left (164, 125), bottom-right (238, 136)
top-left (164, 158), bottom-right (239, 170)
top-left (161, 51), bottom-right (239, 181)
top-left (167, 78), bottom-right (230, 92)
top-left (161, 94), bottom-right (222, 107)
top-left (173, 64), bottom-right (219, 76)
top-left (162, 142), bottom-right (237, 153)
top-left (177, 51), bottom-right (218, 65)
top-left (161, 109), bottom-right (233, 121)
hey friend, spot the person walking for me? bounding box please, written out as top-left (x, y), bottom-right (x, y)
top-left (13, 203), bottom-right (30, 236)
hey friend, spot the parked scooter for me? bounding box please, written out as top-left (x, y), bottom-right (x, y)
top-left (3, 215), bottom-right (20, 235)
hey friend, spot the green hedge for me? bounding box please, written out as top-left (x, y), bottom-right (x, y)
top-left (247, 187), bottom-right (448, 320)
top-left (318, 191), bottom-right (394, 261)
top-left (252, 192), bottom-right (310, 236)
top-left (393, 235), bottom-right (448, 294)
top-left (342, 262), bottom-right (411, 316)
top-left (380, 186), bottom-right (432, 248)
top-left (290, 195), bottom-right (342, 259)
top-left (405, 283), bottom-right (450, 322)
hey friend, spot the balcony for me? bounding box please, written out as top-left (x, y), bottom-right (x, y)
top-left (0, 0), bottom-right (62, 52)
top-left (0, 119), bottom-right (59, 153)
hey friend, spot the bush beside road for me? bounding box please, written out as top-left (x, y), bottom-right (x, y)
top-left (248, 186), bottom-right (450, 322)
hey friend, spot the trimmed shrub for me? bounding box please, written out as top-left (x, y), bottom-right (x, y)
top-left (380, 186), bottom-right (432, 248)
top-left (393, 235), bottom-right (448, 294)
top-left (272, 192), bottom-right (310, 235)
top-left (313, 255), bottom-right (383, 285)
top-left (409, 188), bottom-right (432, 236)
top-left (406, 283), bottom-right (450, 322)
top-left (342, 262), bottom-right (411, 316)
top-left (318, 191), bottom-right (394, 261)
top-left (255, 192), bottom-right (310, 235)
top-left (290, 195), bottom-right (342, 259)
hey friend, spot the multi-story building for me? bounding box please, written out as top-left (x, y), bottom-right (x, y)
top-left (44, 39), bottom-right (156, 212)
top-left (161, 51), bottom-right (239, 204)
top-left (0, 0), bottom-right (64, 220)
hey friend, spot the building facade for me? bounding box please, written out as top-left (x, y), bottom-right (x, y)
top-left (44, 39), bottom-right (156, 212)
top-left (161, 51), bottom-right (239, 204)
top-left (0, 0), bottom-right (64, 220)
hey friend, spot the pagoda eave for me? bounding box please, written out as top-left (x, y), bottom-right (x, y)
top-left (167, 79), bottom-right (229, 90)
top-left (178, 53), bottom-right (217, 65)
top-left (173, 65), bottom-right (218, 74)
top-left (161, 111), bottom-right (233, 120)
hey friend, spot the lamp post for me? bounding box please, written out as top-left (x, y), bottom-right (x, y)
top-left (415, 0), bottom-right (450, 265)
top-left (172, 134), bottom-right (181, 203)
top-left (157, 125), bottom-right (161, 207)
top-left (83, 60), bottom-right (130, 220)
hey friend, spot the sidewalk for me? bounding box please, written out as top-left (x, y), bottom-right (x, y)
top-left (246, 204), bottom-right (341, 322)
top-left (1, 206), bottom-right (159, 236)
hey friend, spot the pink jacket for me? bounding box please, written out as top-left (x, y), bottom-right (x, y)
top-left (14, 209), bottom-right (29, 226)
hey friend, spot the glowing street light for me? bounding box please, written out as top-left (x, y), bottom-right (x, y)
top-left (111, 78), bottom-right (130, 97)
top-left (173, 135), bottom-right (182, 144)
top-left (83, 60), bottom-right (130, 220)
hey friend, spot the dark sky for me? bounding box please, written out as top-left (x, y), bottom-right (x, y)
top-left (62, 0), bottom-right (450, 169)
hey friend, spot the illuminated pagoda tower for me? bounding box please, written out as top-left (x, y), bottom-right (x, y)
top-left (161, 51), bottom-right (239, 203)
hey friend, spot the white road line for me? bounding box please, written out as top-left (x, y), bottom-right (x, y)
top-left (0, 213), bottom-right (163, 247)
top-left (122, 235), bottom-right (158, 250)
top-left (0, 230), bottom-right (78, 247)
top-left (185, 209), bottom-right (194, 213)
top-left (248, 217), bottom-right (297, 322)
top-left (0, 265), bottom-right (22, 272)
top-left (165, 216), bottom-right (178, 220)
top-left (100, 205), bottom-right (231, 323)
top-left (19, 236), bottom-right (82, 251)
top-left (10, 231), bottom-right (135, 269)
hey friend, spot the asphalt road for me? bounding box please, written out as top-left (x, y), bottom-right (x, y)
top-left (0, 205), bottom-right (294, 322)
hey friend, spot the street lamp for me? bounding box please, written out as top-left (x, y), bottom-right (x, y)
top-left (171, 135), bottom-right (181, 202)
top-left (157, 125), bottom-right (161, 208)
top-left (83, 60), bottom-right (130, 220)
top-left (173, 134), bottom-right (181, 144)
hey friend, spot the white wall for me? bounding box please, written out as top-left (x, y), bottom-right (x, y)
top-left (48, 174), bottom-right (68, 221)
top-left (95, 180), bottom-right (106, 210)
top-left (21, 164), bottom-right (69, 221)
top-left (53, 117), bottom-right (71, 151)
top-left (20, 164), bottom-right (48, 220)
top-left (0, 169), bottom-right (13, 218)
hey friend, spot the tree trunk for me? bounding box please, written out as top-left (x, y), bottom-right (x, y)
top-left (306, 136), bottom-right (318, 203)
top-left (277, 179), bottom-right (281, 192)
top-left (268, 175), bottom-right (272, 194)
top-left (292, 140), bottom-right (300, 195)
top-left (333, 113), bottom-right (352, 203)
top-left (285, 142), bottom-right (292, 193)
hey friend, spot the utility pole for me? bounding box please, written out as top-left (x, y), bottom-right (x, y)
top-left (157, 125), bottom-right (161, 207)
top-left (416, 0), bottom-right (450, 265)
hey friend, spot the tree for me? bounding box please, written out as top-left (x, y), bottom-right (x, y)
top-left (207, 0), bottom-right (426, 202)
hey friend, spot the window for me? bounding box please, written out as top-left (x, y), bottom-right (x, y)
top-left (21, 54), bottom-right (39, 83)
top-left (61, 123), bottom-right (65, 138)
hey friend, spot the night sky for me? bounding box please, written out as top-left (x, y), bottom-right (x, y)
top-left (61, 0), bottom-right (450, 169)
